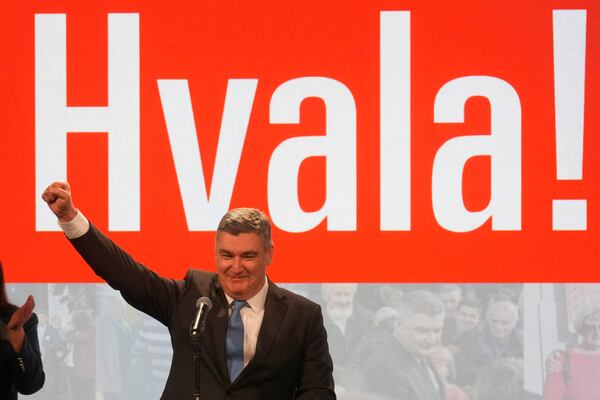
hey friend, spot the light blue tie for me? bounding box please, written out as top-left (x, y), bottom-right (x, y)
top-left (226, 300), bottom-right (247, 382)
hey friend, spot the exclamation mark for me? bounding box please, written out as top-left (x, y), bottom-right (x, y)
top-left (552, 10), bottom-right (587, 231)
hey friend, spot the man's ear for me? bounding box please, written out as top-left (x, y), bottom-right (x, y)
top-left (266, 244), bottom-right (274, 265)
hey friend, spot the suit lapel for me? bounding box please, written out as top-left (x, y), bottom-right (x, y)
top-left (395, 341), bottom-right (443, 400)
top-left (237, 280), bottom-right (288, 380)
top-left (202, 277), bottom-right (230, 384)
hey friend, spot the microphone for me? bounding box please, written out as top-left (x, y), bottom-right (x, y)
top-left (190, 297), bottom-right (213, 337)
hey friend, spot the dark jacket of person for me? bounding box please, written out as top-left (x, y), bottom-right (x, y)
top-left (70, 223), bottom-right (336, 400)
top-left (363, 337), bottom-right (445, 400)
top-left (0, 309), bottom-right (45, 400)
top-left (456, 326), bottom-right (523, 386)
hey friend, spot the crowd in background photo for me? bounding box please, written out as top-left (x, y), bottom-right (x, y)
top-left (5, 282), bottom-right (600, 400)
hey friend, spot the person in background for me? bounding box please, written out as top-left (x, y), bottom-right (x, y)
top-left (439, 285), bottom-right (463, 317)
top-left (40, 314), bottom-right (69, 400)
top-left (471, 359), bottom-right (523, 400)
top-left (363, 290), bottom-right (445, 400)
top-left (447, 298), bottom-right (483, 352)
top-left (543, 305), bottom-right (600, 400)
top-left (439, 285), bottom-right (463, 346)
top-left (0, 260), bottom-right (45, 399)
top-left (456, 300), bottom-right (522, 387)
top-left (322, 283), bottom-right (372, 369)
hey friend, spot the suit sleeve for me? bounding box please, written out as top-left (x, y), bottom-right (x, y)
top-left (295, 304), bottom-right (337, 400)
top-left (10, 314), bottom-right (45, 395)
top-left (69, 222), bottom-right (186, 325)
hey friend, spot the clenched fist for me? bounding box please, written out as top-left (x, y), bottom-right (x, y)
top-left (41, 181), bottom-right (78, 223)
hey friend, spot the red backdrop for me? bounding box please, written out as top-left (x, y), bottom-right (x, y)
top-left (1, 0), bottom-right (598, 282)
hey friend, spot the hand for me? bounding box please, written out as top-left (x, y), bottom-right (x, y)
top-left (7, 295), bottom-right (35, 352)
top-left (42, 181), bottom-right (78, 223)
top-left (545, 349), bottom-right (565, 372)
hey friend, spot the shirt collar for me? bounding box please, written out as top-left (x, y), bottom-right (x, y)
top-left (224, 276), bottom-right (269, 312)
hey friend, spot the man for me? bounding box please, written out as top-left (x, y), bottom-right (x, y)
top-left (456, 300), bottom-right (522, 387)
top-left (438, 285), bottom-right (462, 345)
top-left (42, 181), bottom-right (335, 400)
top-left (321, 284), bottom-right (371, 369)
top-left (363, 290), bottom-right (445, 400)
top-left (447, 298), bottom-right (483, 348)
top-left (438, 285), bottom-right (462, 317)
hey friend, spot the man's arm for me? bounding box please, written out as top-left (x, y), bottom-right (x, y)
top-left (295, 304), bottom-right (336, 400)
top-left (42, 181), bottom-right (186, 325)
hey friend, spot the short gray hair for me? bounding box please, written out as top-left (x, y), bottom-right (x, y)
top-left (396, 290), bottom-right (444, 319)
top-left (217, 208), bottom-right (273, 249)
top-left (487, 301), bottom-right (519, 323)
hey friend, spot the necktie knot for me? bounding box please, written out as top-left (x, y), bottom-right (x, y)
top-left (231, 300), bottom-right (248, 313)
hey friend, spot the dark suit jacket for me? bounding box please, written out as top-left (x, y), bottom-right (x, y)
top-left (362, 337), bottom-right (445, 400)
top-left (70, 223), bottom-right (336, 400)
top-left (0, 310), bottom-right (45, 400)
top-left (456, 326), bottom-right (523, 386)
top-left (323, 308), bottom-right (372, 368)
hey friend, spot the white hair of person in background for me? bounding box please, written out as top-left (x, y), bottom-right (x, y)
top-left (321, 284), bottom-right (358, 335)
top-left (455, 299), bottom-right (523, 388)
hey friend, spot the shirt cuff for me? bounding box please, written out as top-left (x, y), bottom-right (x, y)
top-left (57, 210), bottom-right (90, 239)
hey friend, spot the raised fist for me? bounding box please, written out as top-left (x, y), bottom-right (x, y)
top-left (41, 181), bottom-right (78, 223)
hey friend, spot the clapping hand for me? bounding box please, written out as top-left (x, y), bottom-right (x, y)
top-left (7, 295), bottom-right (35, 352)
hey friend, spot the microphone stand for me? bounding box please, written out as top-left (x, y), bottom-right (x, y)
top-left (190, 307), bottom-right (208, 400)
top-left (193, 335), bottom-right (202, 400)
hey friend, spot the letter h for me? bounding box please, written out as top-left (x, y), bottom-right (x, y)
top-left (35, 14), bottom-right (140, 231)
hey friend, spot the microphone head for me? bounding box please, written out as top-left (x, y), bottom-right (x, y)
top-left (196, 296), bottom-right (213, 311)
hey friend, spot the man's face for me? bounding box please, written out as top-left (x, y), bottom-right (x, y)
top-left (487, 307), bottom-right (517, 341)
top-left (456, 305), bottom-right (480, 332)
top-left (440, 291), bottom-right (462, 315)
top-left (394, 312), bottom-right (444, 357)
top-left (323, 284), bottom-right (356, 319)
top-left (216, 231), bottom-right (272, 300)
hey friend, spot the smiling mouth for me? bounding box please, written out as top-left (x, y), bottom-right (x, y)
top-left (228, 275), bottom-right (249, 280)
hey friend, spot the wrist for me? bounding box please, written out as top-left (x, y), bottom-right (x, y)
top-left (59, 208), bottom-right (78, 223)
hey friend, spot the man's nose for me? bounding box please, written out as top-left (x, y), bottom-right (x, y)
top-left (231, 256), bottom-right (243, 269)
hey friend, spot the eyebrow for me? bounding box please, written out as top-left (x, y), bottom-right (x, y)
top-left (218, 250), bottom-right (258, 256)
